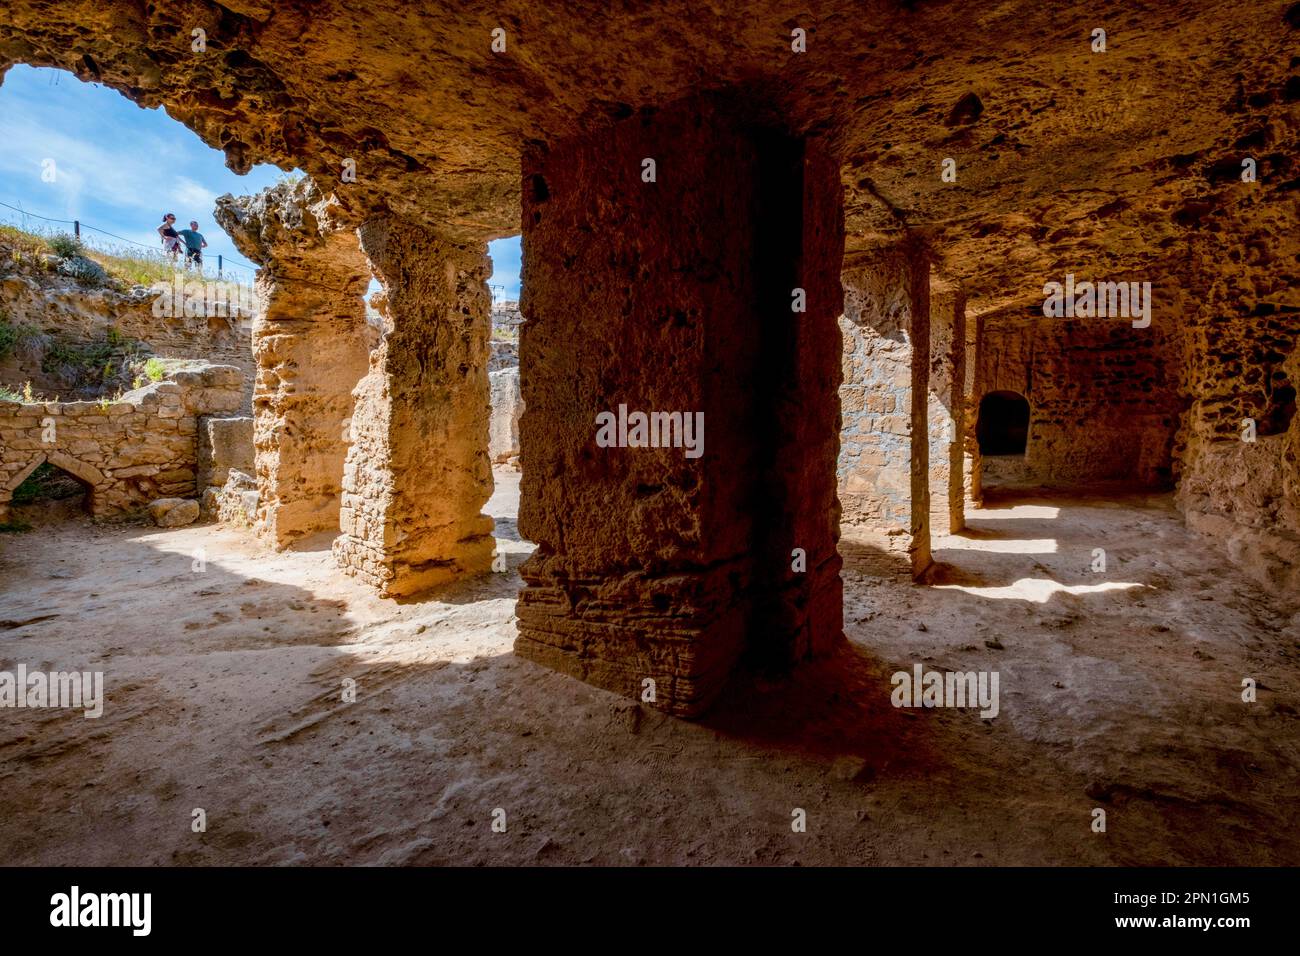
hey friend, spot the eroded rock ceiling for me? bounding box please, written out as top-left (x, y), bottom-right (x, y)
top-left (2, 0), bottom-right (1296, 313)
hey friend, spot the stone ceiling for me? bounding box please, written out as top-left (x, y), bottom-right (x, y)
top-left (2, 0), bottom-right (1296, 313)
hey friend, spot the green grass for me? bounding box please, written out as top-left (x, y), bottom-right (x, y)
top-left (47, 232), bottom-right (85, 258)
top-left (41, 327), bottom-right (149, 391)
top-left (0, 521), bottom-right (32, 534)
top-left (143, 356), bottom-right (167, 382)
top-left (0, 224), bottom-right (51, 272)
top-left (0, 382), bottom-right (41, 403)
top-left (0, 313), bottom-right (44, 361)
top-left (0, 219), bottom-right (254, 294)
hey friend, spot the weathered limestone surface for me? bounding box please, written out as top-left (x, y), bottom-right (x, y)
top-left (515, 96), bottom-right (845, 716)
top-left (976, 308), bottom-right (1182, 488)
top-left (928, 279), bottom-right (966, 534)
top-left (4, 0), bottom-right (1290, 308)
top-left (148, 496), bottom-right (200, 527)
top-left (196, 415), bottom-right (254, 490)
top-left (489, 367), bottom-right (522, 462)
top-left (838, 246), bottom-right (932, 576)
top-left (215, 180), bottom-right (372, 549)
top-left (332, 218), bottom-right (495, 597)
top-left (0, 364), bottom-right (243, 522)
top-left (205, 468), bottom-right (259, 527)
top-left (1174, 193), bottom-right (1300, 592)
top-left (963, 312), bottom-right (983, 504)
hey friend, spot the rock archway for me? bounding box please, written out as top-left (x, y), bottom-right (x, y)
top-left (0, 451), bottom-right (106, 520)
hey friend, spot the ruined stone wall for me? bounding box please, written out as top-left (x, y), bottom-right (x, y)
top-left (0, 363), bottom-right (244, 522)
top-left (215, 180), bottom-right (372, 549)
top-left (977, 312), bottom-right (1182, 488)
top-left (0, 273), bottom-right (254, 408)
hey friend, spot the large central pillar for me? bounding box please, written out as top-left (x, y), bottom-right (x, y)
top-left (514, 96), bottom-right (845, 717)
top-left (331, 219), bottom-right (496, 597)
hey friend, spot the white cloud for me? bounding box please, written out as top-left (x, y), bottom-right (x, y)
top-left (169, 176), bottom-right (219, 215)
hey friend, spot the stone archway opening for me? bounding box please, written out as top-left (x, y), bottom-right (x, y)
top-left (975, 390), bottom-right (1030, 491)
top-left (976, 390), bottom-right (1030, 457)
top-left (7, 461), bottom-right (92, 525)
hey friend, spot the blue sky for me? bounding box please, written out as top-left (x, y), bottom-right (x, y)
top-left (0, 65), bottom-right (521, 297)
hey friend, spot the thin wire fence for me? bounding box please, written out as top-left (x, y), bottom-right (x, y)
top-left (0, 199), bottom-right (260, 287)
top-left (489, 283), bottom-right (520, 305)
top-left (1, 200), bottom-right (530, 305)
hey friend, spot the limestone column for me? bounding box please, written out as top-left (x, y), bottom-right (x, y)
top-left (928, 277), bottom-right (966, 534)
top-left (837, 245), bottom-right (932, 576)
top-left (964, 312), bottom-right (984, 504)
top-left (514, 96), bottom-right (845, 717)
top-left (331, 219), bottom-right (495, 597)
top-left (215, 181), bottom-right (372, 549)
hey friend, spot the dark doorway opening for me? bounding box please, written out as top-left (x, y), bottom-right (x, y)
top-left (10, 462), bottom-right (91, 523)
top-left (976, 391), bottom-right (1030, 456)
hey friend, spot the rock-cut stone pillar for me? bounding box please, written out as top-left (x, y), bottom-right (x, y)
top-left (928, 277), bottom-right (966, 535)
top-left (963, 311), bottom-right (984, 505)
top-left (331, 219), bottom-right (495, 597)
top-left (837, 245), bottom-right (932, 576)
top-left (215, 181), bottom-right (372, 549)
top-left (514, 96), bottom-right (845, 717)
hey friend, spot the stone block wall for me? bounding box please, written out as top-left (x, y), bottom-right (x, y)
top-left (215, 180), bottom-right (373, 549)
top-left (976, 311), bottom-right (1182, 488)
top-left (489, 367), bottom-right (522, 462)
top-left (197, 416), bottom-right (255, 490)
top-left (0, 363), bottom-right (244, 522)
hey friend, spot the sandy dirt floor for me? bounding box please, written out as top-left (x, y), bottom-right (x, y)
top-left (1, 467), bottom-right (1297, 866)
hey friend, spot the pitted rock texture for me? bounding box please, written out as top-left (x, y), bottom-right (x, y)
top-left (975, 309), bottom-right (1183, 488)
top-left (4, 0), bottom-right (1294, 309)
top-left (332, 218), bottom-right (495, 598)
top-left (215, 179), bottom-right (372, 548)
top-left (489, 366), bottom-right (521, 463)
top-left (514, 97), bottom-right (845, 716)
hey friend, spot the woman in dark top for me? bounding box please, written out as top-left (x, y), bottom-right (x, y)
top-left (157, 213), bottom-right (184, 262)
